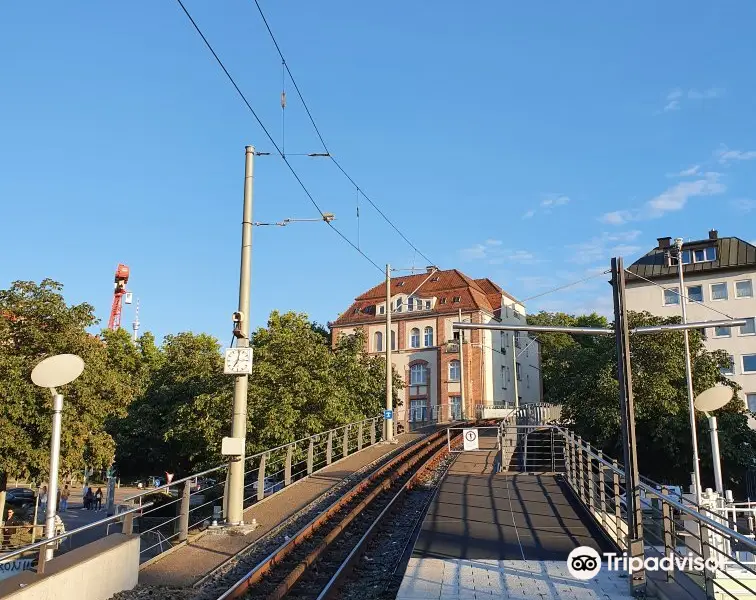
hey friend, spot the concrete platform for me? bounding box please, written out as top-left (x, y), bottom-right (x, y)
top-left (139, 430), bottom-right (429, 587)
top-left (398, 453), bottom-right (630, 599)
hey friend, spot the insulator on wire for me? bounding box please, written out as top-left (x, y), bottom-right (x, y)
top-left (281, 91), bottom-right (286, 109)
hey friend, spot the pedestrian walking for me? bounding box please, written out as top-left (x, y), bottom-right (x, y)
top-left (60, 485), bottom-right (70, 512)
top-left (94, 487), bottom-right (103, 511)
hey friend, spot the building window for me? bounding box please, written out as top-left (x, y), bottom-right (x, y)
top-left (527, 373), bottom-right (530, 388)
top-left (407, 298), bottom-right (414, 312)
top-left (374, 331), bottom-right (383, 352)
top-left (500, 333), bottom-right (507, 354)
top-left (711, 283), bottom-right (728, 301)
top-left (736, 280), bottom-right (754, 299)
top-left (744, 355), bottom-right (756, 374)
top-left (680, 250), bottom-right (691, 265)
top-left (409, 398), bottom-right (427, 422)
top-left (740, 318), bottom-right (756, 336)
top-left (687, 285), bottom-right (704, 303)
top-left (698, 328), bottom-right (708, 341)
top-left (425, 300), bottom-right (431, 309)
top-left (410, 363), bottom-right (428, 385)
top-left (439, 298), bottom-right (447, 305)
top-left (714, 326), bottom-right (731, 338)
top-left (395, 298), bottom-right (403, 312)
top-left (663, 287), bottom-right (680, 305)
top-left (410, 328), bottom-right (420, 348)
top-left (449, 395), bottom-right (461, 419)
top-left (379, 305), bottom-right (385, 315)
top-left (747, 393), bottom-right (756, 413)
top-left (501, 366), bottom-right (507, 389)
top-left (449, 360), bottom-right (460, 381)
top-left (397, 281), bottom-right (405, 287)
top-left (516, 362), bottom-right (522, 381)
top-left (514, 332), bottom-right (522, 348)
top-left (452, 296), bottom-right (461, 303)
top-left (424, 326), bottom-right (433, 347)
top-left (721, 355), bottom-right (735, 376)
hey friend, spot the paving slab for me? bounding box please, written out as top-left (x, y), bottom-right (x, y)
top-left (139, 431), bottom-right (428, 587)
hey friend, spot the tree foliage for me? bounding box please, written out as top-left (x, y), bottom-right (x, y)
top-left (529, 309), bottom-right (756, 495)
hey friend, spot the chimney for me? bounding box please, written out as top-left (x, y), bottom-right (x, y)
top-left (709, 229), bottom-right (718, 240)
top-left (657, 237), bottom-right (672, 249)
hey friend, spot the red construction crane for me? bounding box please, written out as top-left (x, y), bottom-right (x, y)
top-left (108, 264), bottom-right (130, 330)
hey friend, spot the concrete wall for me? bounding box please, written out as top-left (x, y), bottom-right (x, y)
top-left (0, 534), bottom-right (139, 600)
top-left (626, 267), bottom-right (756, 408)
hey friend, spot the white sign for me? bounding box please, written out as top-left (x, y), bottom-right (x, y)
top-left (463, 428), bottom-right (479, 451)
top-left (0, 558), bottom-right (34, 581)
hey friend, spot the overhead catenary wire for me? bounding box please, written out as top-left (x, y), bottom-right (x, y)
top-left (521, 270), bottom-right (611, 303)
top-left (174, 0), bottom-right (383, 274)
top-left (250, 0), bottom-right (437, 268)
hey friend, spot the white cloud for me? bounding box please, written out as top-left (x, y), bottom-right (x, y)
top-left (599, 210), bottom-right (634, 225)
top-left (569, 231), bottom-right (643, 264)
top-left (541, 194), bottom-right (570, 208)
top-left (688, 87), bottom-right (725, 100)
top-left (663, 99), bottom-right (681, 112)
top-left (667, 89), bottom-right (683, 100)
top-left (459, 240), bottom-right (539, 265)
top-left (522, 209), bottom-right (536, 219)
top-left (731, 198), bottom-right (756, 213)
top-left (678, 165), bottom-right (700, 177)
top-left (716, 145), bottom-right (756, 164)
top-left (647, 173), bottom-right (725, 217)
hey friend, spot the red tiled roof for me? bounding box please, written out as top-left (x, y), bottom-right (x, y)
top-left (333, 268), bottom-right (520, 326)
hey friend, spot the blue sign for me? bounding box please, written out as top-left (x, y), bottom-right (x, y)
top-left (383, 409), bottom-right (394, 420)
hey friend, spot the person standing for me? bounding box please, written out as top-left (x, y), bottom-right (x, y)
top-left (39, 486), bottom-right (48, 514)
top-left (84, 487), bottom-right (94, 510)
top-left (60, 485), bottom-right (70, 512)
top-left (94, 488), bottom-right (103, 511)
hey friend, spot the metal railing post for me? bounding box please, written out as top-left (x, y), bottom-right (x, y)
top-left (577, 437), bottom-right (585, 503)
top-left (586, 443), bottom-right (595, 512)
top-left (661, 487), bottom-right (674, 582)
top-left (326, 431), bottom-right (333, 465)
top-left (343, 425), bottom-right (349, 459)
top-left (550, 428), bottom-right (555, 472)
top-left (122, 512), bottom-right (134, 535)
top-left (284, 444), bottom-right (293, 486)
top-left (371, 418), bottom-right (376, 445)
top-left (307, 438), bottom-right (314, 475)
top-left (257, 453), bottom-right (267, 502)
top-left (598, 450), bottom-right (607, 530)
top-left (612, 459), bottom-right (624, 549)
top-left (178, 480), bottom-right (191, 543)
top-left (358, 422), bottom-right (364, 451)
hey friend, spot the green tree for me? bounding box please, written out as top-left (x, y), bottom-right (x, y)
top-left (531, 309), bottom-right (756, 494)
top-left (0, 280), bottom-right (139, 485)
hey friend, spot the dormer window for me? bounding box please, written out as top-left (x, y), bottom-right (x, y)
top-left (395, 298), bottom-right (403, 312)
top-left (425, 300), bottom-right (431, 309)
top-left (379, 305), bottom-right (385, 315)
top-left (669, 246), bottom-right (717, 267)
top-left (431, 276), bottom-right (440, 282)
top-left (452, 296), bottom-right (461, 303)
top-left (439, 298), bottom-right (447, 305)
top-left (397, 281), bottom-right (405, 287)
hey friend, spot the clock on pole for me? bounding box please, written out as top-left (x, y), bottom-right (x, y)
top-left (224, 347), bottom-right (253, 375)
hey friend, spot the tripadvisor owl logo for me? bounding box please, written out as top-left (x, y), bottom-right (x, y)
top-left (567, 547), bottom-right (601, 580)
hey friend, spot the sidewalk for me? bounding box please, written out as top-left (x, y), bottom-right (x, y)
top-left (139, 430), bottom-right (430, 587)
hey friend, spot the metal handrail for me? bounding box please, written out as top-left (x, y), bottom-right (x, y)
top-left (0, 503), bottom-right (151, 563)
top-left (558, 426), bottom-right (756, 552)
top-left (123, 415), bottom-right (382, 503)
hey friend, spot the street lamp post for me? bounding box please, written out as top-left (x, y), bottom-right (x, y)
top-left (672, 237), bottom-right (703, 506)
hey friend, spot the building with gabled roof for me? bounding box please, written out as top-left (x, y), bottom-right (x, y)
top-left (331, 267), bottom-right (542, 427)
top-left (626, 230), bottom-right (756, 412)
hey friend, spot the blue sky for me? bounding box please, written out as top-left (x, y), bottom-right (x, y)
top-left (2, 1), bottom-right (755, 344)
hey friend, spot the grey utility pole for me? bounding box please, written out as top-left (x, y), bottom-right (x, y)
top-left (511, 332), bottom-right (520, 410)
top-left (673, 238), bottom-right (703, 506)
top-left (227, 146), bottom-right (254, 525)
top-left (458, 309), bottom-right (467, 419)
top-left (385, 264), bottom-right (394, 442)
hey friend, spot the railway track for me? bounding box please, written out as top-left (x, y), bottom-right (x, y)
top-left (216, 427), bottom-right (458, 600)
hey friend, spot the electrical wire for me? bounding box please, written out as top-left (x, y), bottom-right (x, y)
top-left (521, 270), bottom-right (611, 303)
top-left (623, 269), bottom-right (735, 320)
top-left (174, 0), bottom-right (383, 274)
top-left (250, 0), bottom-right (437, 268)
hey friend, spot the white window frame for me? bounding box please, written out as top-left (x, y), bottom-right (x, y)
top-left (663, 287), bottom-right (681, 306)
top-left (501, 366), bottom-right (507, 389)
top-left (743, 354), bottom-right (756, 374)
top-left (410, 363), bottom-right (428, 385)
top-left (516, 362), bottom-right (522, 381)
top-left (379, 305), bottom-right (385, 315)
top-left (391, 330), bottom-right (396, 350)
top-left (740, 317), bottom-right (756, 337)
top-left (410, 328), bottom-right (420, 348)
top-left (747, 393), bottom-right (756, 413)
top-left (687, 285), bottom-right (704, 303)
top-left (710, 282), bottom-right (728, 302)
top-left (714, 326), bottom-right (732, 338)
top-left (736, 279), bottom-right (754, 299)
top-left (424, 326), bottom-right (433, 347)
top-left (374, 331), bottom-right (383, 352)
top-left (449, 360), bottom-right (460, 381)
top-left (425, 300), bottom-right (431, 309)
top-left (395, 297), bottom-right (403, 312)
